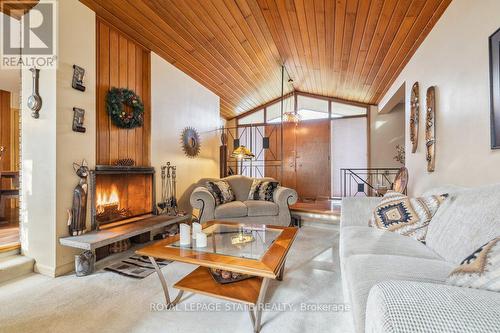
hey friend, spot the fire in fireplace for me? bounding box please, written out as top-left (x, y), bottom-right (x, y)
top-left (90, 166), bottom-right (156, 230)
top-left (96, 184), bottom-right (132, 223)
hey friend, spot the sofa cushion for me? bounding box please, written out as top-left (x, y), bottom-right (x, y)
top-left (214, 201), bottom-right (247, 219)
top-left (447, 237), bottom-right (500, 292)
top-left (205, 180), bottom-right (235, 205)
top-left (345, 254), bottom-right (454, 333)
top-left (426, 183), bottom-right (500, 264)
top-left (244, 200), bottom-right (279, 217)
top-left (366, 280), bottom-right (500, 333)
top-left (369, 191), bottom-right (448, 243)
top-left (340, 226), bottom-right (442, 261)
top-left (247, 180), bottom-right (278, 202)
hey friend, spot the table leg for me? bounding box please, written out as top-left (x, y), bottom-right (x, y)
top-left (277, 259), bottom-right (286, 281)
top-left (149, 256), bottom-right (184, 309)
top-left (249, 277), bottom-right (270, 333)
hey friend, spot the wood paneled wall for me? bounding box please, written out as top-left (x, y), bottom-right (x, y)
top-left (0, 90), bottom-right (12, 172)
top-left (96, 18), bottom-right (151, 166)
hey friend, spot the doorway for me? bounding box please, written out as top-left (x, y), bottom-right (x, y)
top-left (0, 12), bottom-right (21, 252)
top-left (0, 90), bottom-right (21, 251)
top-left (283, 119), bottom-right (331, 200)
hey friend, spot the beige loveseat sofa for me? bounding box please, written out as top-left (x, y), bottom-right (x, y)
top-left (190, 175), bottom-right (298, 226)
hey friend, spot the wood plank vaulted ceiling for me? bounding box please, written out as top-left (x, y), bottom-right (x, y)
top-left (80, 0), bottom-right (451, 119)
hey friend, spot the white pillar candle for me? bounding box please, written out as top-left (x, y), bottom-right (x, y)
top-left (192, 222), bottom-right (202, 239)
top-left (179, 223), bottom-right (191, 246)
top-left (195, 232), bottom-right (207, 248)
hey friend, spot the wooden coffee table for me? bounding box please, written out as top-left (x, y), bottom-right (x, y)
top-left (136, 220), bottom-right (298, 333)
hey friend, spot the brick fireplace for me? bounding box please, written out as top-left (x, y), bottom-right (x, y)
top-left (90, 165), bottom-right (156, 230)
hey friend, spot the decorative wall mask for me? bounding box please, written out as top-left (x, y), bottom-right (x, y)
top-left (410, 82), bottom-right (420, 153)
top-left (27, 68), bottom-right (42, 119)
top-left (181, 127), bottom-right (201, 158)
top-left (489, 28), bottom-right (500, 149)
top-left (426, 86), bottom-right (436, 172)
top-left (72, 107), bottom-right (86, 133)
top-left (67, 160), bottom-right (89, 236)
top-left (72, 65), bottom-right (86, 91)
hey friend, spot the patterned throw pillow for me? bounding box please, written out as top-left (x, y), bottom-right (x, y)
top-left (205, 180), bottom-right (235, 206)
top-left (369, 191), bottom-right (448, 243)
top-left (247, 180), bottom-right (279, 202)
top-left (447, 237), bottom-right (500, 292)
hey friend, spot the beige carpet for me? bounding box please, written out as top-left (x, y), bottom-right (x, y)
top-left (0, 225), bottom-right (353, 333)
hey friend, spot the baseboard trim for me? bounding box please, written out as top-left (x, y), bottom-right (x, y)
top-left (34, 263), bottom-right (56, 277)
top-left (54, 261), bottom-right (75, 277)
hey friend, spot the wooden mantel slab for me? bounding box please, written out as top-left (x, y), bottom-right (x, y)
top-left (59, 215), bottom-right (189, 251)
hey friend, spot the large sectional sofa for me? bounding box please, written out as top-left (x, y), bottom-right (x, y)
top-left (340, 184), bottom-right (500, 333)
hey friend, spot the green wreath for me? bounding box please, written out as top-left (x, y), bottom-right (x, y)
top-left (106, 87), bottom-right (144, 129)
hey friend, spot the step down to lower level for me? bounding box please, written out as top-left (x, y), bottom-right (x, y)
top-left (0, 255), bottom-right (34, 284)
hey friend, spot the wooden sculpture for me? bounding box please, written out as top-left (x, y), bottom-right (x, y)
top-left (68, 160), bottom-right (89, 236)
top-left (410, 82), bottom-right (420, 153)
top-left (426, 86), bottom-right (436, 172)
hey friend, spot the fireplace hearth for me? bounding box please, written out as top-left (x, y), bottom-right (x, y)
top-left (90, 165), bottom-right (156, 230)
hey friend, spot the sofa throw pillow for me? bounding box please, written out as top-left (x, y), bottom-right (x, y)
top-left (369, 191), bottom-right (448, 243)
top-left (205, 180), bottom-right (235, 206)
top-left (446, 237), bottom-right (500, 292)
top-left (247, 180), bottom-right (279, 202)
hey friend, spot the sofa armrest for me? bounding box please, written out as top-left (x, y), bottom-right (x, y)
top-left (271, 187), bottom-right (298, 226)
top-left (190, 187), bottom-right (216, 223)
top-left (274, 186), bottom-right (298, 210)
top-left (340, 197), bottom-right (381, 228)
top-left (366, 280), bottom-right (500, 333)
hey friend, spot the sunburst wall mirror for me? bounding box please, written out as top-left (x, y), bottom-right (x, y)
top-left (180, 127), bottom-right (201, 158)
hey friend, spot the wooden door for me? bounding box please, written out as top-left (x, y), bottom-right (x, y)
top-left (281, 119), bottom-right (331, 200)
top-left (0, 90), bottom-right (11, 174)
top-left (295, 119), bottom-right (331, 199)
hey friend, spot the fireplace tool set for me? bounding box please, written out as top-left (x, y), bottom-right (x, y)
top-left (158, 162), bottom-right (178, 215)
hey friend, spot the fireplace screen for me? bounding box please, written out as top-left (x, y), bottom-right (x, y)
top-left (90, 166), bottom-right (155, 230)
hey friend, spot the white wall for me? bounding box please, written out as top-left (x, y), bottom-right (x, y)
top-left (55, 0), bottom-right (96, 274)
top-left (21, 0), bottom-right (96, 276)
top-left (378, 0), bottom-right (500, 195)
top-left (21, 54), bottom-right (57, 275)
top-left (151, 53), bottom-right (221, 213)
top-left (331, 117), bottom-right (368, 197)
top-left (370, 103), bottom-right (405, 168)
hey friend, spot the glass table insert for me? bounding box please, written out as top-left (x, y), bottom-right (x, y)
top-left (166, 223), bottom-right (282, 260)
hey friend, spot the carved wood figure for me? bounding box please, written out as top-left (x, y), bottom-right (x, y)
top-left (410, 82), bottom-right (420, 153)
top-left (68, 160), bottom-right (89, 236)
top-left (426, 86), bottom-right (436, 172)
